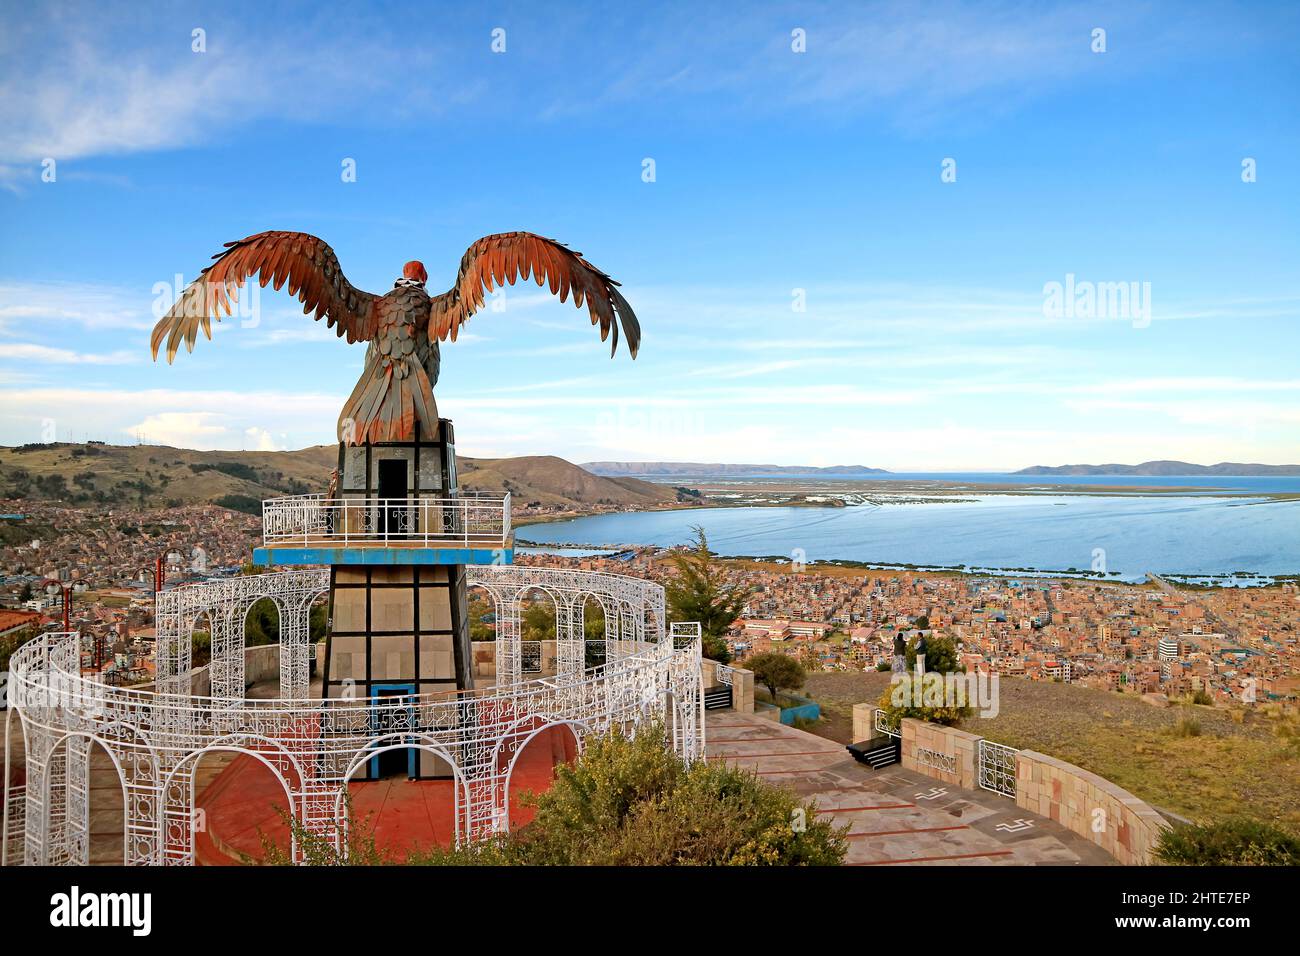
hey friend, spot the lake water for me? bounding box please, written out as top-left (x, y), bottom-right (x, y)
top-left (520, 493), bottom-right (1300, 582)
top-left (635, 472), bottom-right (1300, 494)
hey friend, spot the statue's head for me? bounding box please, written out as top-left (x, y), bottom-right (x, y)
top-left (401, 260), bottom-right (428, 285)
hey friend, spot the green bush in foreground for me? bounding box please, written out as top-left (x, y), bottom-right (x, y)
top-left (1155, 819), bottom-right (1300, 866)
top-left (269, 727), bottom-right (846, 866)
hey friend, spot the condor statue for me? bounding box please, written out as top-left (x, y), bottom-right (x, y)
top-left (150, 230), bottom-right (641, 444)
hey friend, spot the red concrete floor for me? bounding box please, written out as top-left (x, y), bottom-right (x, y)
top-left (195, 726), bottom-right (577, 865)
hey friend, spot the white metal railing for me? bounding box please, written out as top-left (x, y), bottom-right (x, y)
top-left (262, 493), bottom-right (511, 547)
top-left (874, 707), bottom-right (900, 738)
top-left (10, 617), bottom-right (703, 864)
top-left (2, 784), bottom-right (23, 867)
top-left (715, 663), bottom-right (735, 686)
top-left (977, 739), bottom-right (1019, 797)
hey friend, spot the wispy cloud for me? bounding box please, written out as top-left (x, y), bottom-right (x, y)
top-left (0, 6), bottom-right (467, 166)
top-left (533, 0), bottom-right (1183, 130)
top-left (0, 280), bottom-right (155, 331)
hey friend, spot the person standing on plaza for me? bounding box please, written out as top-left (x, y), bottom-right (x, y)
top-left (892, 631), bottom-right (907, 674)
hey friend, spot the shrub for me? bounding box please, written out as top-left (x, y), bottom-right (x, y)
top-left (1171, 711), bottom-right (1202, 738)
top-left (470, 727), bottom-right (845, 866)
top-left (875, 677), bottom-right (970, 728)
top-left (1156, 819), bottom-right (1300, 866)
top-left (270, 727), bottom-right (846, 866)
top-left (260, 796), bottom-right (393, 866)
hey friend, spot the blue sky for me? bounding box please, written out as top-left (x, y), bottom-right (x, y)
top-left (1, 0), bottom-right (1297, 470)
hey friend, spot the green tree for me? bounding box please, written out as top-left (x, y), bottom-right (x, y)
top-left (521, 599), bottom-right (555, 642)
top-left (905, 633), bottom-right (961, 673)
top-left (665, 527), bottom-right (749, 664)
top-left (746, 651), bottom-right (806, 705)
top-left (583, 598), bottom-right (607, 668)
top-left (243, 598), bottom-right (280, 646)
top-left (190, 629), bottom-right (212, 668)
top-left (468, 592), bottom-right (495, 642)
top-left (309, 603), bottom-right (328, 643)
top-left (0, 623), bottom-right (39, 672)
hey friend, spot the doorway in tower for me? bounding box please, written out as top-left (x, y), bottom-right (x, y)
top-left (377, 458), bottom-right (407, 537)
top-left (369, 684), bottom-right (417, 779)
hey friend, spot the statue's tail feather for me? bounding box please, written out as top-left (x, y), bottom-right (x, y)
top-left (338, 358), bottom-right (438, 444)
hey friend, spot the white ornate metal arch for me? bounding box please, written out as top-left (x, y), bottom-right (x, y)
top-left (6, 563), bottom-right (703, 867)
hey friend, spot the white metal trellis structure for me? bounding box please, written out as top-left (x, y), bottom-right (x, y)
top-left (3, 564), bottom-right (701, 867)
top-left (466, 565), bottom-right (666, 688)
top-left (977, 739), bottom-right (1019, 798)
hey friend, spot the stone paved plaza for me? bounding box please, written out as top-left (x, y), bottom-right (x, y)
top-left (704, 713), bottom-right (1116, 866)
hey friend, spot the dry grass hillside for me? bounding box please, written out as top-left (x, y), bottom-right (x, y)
top-left (458, 455), bottom-right (678, 510)
top-left (0, 442), bottom-right (337, 513)
top-left (0, 442), bottom-right (680, 514)
top-left (801, 671), bottom-right (1300, 835)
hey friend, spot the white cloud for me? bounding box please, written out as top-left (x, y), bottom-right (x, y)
top-left (0, 386), bottom-right (344, 449)
top-left (244, 426), bottom-right (282, 452)
top-left (0, 343), bottom-right (138, 365)
top-left (124, 412), bottom-right (229, 447)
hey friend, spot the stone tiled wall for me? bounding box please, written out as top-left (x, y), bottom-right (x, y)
top-left (1015, 750), bottom-right (1168, 865)
top-left (730, 668), bottom-right (754, 714)
top-left (852, 703), bottom-right (875, 741)
top-left (900, 718), bottom-right (980, 790)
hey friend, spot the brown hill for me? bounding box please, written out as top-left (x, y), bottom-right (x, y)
top-left (0, 443), bottom-right (676, 513)
top-left (459, 455), bottom-right (676, 509)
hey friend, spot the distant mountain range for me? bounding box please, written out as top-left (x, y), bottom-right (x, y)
top-left (582, 461), bottom-right (890, 477)
top-left (1014, 460), bottom-right (1300, 476)
top-left (0, 444), bottom-right (677, 512)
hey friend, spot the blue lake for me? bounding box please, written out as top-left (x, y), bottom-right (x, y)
top-left (520, 493), bottom-right (1300, 581)
top-left (636, 472), bottom-right (1300, 494)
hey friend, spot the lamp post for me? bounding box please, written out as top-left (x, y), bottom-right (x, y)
top-left (44, 580), bottom-right (70, 633)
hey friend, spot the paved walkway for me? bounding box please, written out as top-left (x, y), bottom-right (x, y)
top-left (705, 712), bottom-right (1115, 865)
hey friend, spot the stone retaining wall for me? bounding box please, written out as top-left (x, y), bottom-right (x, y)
top-left (1015, 749), bottom-right (1168, 865)
top-left (900, 718), bottom-right (981, 790)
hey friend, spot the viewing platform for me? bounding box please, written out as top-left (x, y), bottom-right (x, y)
top-left (252, 492), bottom-right (513, 566)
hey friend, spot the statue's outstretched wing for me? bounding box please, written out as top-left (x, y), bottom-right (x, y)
top-left (150, 231), bottom-right (378, 362)
top-left (429, 232), bottom-right (640, 358)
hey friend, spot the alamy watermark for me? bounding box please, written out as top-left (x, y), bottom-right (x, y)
top-left (1043, 273), bottom-right (1152, 328)
top-left (890, 657), bottom-right (1000, 718)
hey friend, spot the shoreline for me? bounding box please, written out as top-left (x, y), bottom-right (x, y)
top-left (515, 491), bottom-right (1300, 587)
top-left (516, 542), bottom-right (1299, 589)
